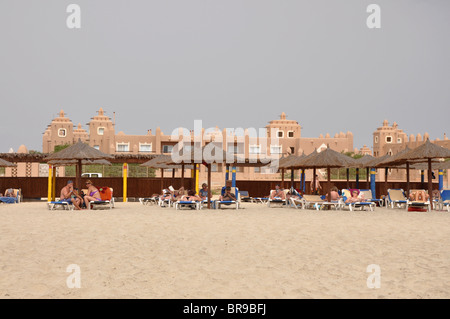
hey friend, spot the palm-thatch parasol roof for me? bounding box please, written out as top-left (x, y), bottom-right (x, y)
top-left (44, 140), bottom-right (114, 188)
top-left (278, 154), bottom-right (304, 169)
top-left (388, 139), bottom-right (450, 164)
top-left (44, 140), bottom-right (114, 161)
top-left (47, 159), bottom-right (112, 166)
top-left (299, 147), bottom-right (358, 169)
top-left (279, 149), bottom-right (319, 169)
top-left (0, 158), bottom-right (16, 167)
top-left (353, 155), bottom-right (375, 168)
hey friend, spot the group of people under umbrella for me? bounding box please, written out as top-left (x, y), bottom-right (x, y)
top-left (1, 138), bottom-right (449, 210)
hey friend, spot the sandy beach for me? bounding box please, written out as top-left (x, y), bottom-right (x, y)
top-left (0, 202), bottom-right (449, 299)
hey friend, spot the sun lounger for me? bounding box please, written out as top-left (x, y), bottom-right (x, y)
top-left (440, 189), bottom-right (450, 212)
top-left (289, 197), bottom-right (303, 209)
top-left (0, 188), bottom-right (21, 204)
top-left (47, 199), bottom-right (74, 211)
top-left (341, 189), bottom-right (376, 211)
top-left (301, 194), bottom-right (340, 210)
top-left (267, 189), bottom-right (289, 208)
top-left (359, 189), bottom-right (383, 207)
top-left (406, 189), bottom-right (431, 212)
top-left (238, 190), bottom-right (252, 202)
top-left (139, 196), bottom-right (159, 205)
top-left (251, 197), bottom-right (269, 204)
top-left (387, 189), bottom-right (408, 209)
top-left (215, 187), bottom-right (240, 209)
top-left (89, 187), bottom-right (114, 210)
top-left (175, 201), bottom-right (201, 210)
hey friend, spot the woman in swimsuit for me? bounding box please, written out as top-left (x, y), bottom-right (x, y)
top-left (84, 180), bottom-right (101, 209)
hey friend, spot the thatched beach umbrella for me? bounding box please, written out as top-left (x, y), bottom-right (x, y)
top-left (44, 140), bottom-right (114, 189)
top-left (278, 154), bottom-right (302, 189)
top-left (0, 158), bottom-right (16, 167)
top-left (385, 139), bottom-right (450, 204)
top-left (141, 155), bottom-right (191, 191)
top-left (298, 146), bottom-right (357, 201)
top-left (279, 149), bottom-right (320, 193)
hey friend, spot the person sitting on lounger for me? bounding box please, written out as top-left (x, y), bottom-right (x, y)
top-left (60, 180), bottom-right (82, 210)
top-left (409, 190), bottom-right (429, 202)
top-left (181, 190), bottom-right (203, 202)
top-left (345, 190), bottom-right (361, 204)
top-left (84, 180), bottom-right (101, 209)
top-left (219, 186), bottom-right (236, 202)
top-left (270, 184), bottom-right (286, 200)
top-left (199, 183), bottom-right (211, 200)
top-left (286, 190), bottom-right (300, 201)
top-left (4, 188), bottom-right (15, 197)
top-left (325, 186), bottom-right (341, 202)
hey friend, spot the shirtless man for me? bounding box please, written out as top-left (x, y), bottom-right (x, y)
top-left (60, 180), bottom-right (82, 210)
top-left (270, 184), bottom-right (286, 200)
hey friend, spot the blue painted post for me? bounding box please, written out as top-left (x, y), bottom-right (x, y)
top-left (225, 164), bottom-right (229, 183)
top-left (302, 169), bottom-right (306, 193)
top-left (231, 166), bottom-right (236, 187)
top-left (356, 168), bottom-right (360, 189)
top-left (370, 168), bottom-right (376, 199)
top-left (439, 169), bottom-right (444, 191)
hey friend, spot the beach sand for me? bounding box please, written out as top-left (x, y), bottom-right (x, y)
top-left (0, 202), bottom-right (449, 299)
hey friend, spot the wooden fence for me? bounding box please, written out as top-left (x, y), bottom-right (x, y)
top-left (0, 177), bottom-right (438, 199)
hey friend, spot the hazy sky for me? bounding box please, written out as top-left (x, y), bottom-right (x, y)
top-left (0, 0), bottom-right (449, 153)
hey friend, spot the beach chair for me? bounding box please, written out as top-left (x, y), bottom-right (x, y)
top-left (215, 187), bottom-right (240, 210)
top-left (47, 199), bottom-right (74, 211)
top-left (406, 189), bottom-right (431, 212)
top-left (359, 189), bottom-right (383, 207)
top-left (251, 196), bottom-right (269, 204)
top-left (159, 197), bottom-right (172, 207)
top-left (0, 188), bottom-right (21, 204)
top-left (341, 189), bottom-right (376, 211)
top-left (289, 196), bottom-right (303, 209)
top-left (267, 189), bottom-right (289, 208)
top-left (301, 194), bottom-right (340, 210)
top-left (89, 187), bottom-right (114, 210)
top-left (175, 200), bottom-right (201, 210)
top-left (387, 189), bottom-right (408, 209)
top-left (139, 196), bottom-right (159, 205)
top-left (440, 189), bottom-right (450, 212)
top-left (238, 190), bottom-right (252, 202)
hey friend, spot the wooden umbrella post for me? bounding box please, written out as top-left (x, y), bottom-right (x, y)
top-left (312, 168), bottom-right (316, 195)
top-left (406, 162), bottom-right (410, 195)
top-left (428, 158), bottom-right (433, 210)
top-left (181, 163), bottom-right (185, 188)
top-left (366, 167), bottom-right (370, 189)
top-left (290, 168), bottom-right (294, 190)
top-left (160, 168), bottom-right (164, 191)
top-left (384, 167), bottom-right (388, 196)
top-left (77, 159), bottom-right (82, 191)
top-left (281, 168), bottom-right (285, 189)
top-left (207, 164), bottom-right (211, 209)
top-left (172, 168), bottom-right (175, 185)
top-left (327, 167), bottom-right (331, 206)
top-left (346, 168), bottom-right (350, 189)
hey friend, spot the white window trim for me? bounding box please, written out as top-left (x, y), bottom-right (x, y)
top-left (97, 127), bottom-right (105, 135)
top-left (58, 128), bottom-right (67, 137)
top-left (249, 144), bottom-right (261, 154)
top-left (397, 138), bottom-right (402, 144)
top-left (287, 131), bottom-right (294, 138)
top-left (270, 145), bottom-right (282, 154)
top-left (162, 145), bottom-right (174, 153)
top-left (139, 143), bottom-right (152, 153)
top-left (374, 136), bottom-right (379, 143)
top-left (385, 136), bottom-right (393, 143)
top-left (277, 130), bottom-right (284, 138)
top-left (116, 142), bottom-right (130, 152)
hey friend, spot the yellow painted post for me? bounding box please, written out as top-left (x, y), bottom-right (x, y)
top-left (195, 164), bottom-right (199, 194)
top-left (52, 166), bottom-right (56, 201)
top-left (47, 165), bottom-right (53, 202)
top-left (123, 163), bottom-right (128, 202)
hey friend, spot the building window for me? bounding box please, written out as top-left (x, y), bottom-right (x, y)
top-left (287, 131), bottom-right (294, 138)
top-left (93, 145), bottom-right (100, 150)
top-left (397, 138), bottom-right (402, 144)
top-left (58, 128), bottom-right (66, 137)
top-left (139, 143), bottom-right (152, 153)
top-left (116, 143), bottom-right (129, 152)
top-left (227, 143), bottom-right (244, 154)
top-left (270, 145), bottom-right (282, 154)
top-left (374, 136), bottom-right (379, 143)
top-left (290, 147), bottom-right (295, 154)
top-left (162, 145), bottom-right (173, 153)
top-left (277, 131), bottom-right (284, 138)
top-left (386, 136), bottom-right (392, 143)
top-left (97, 127), bottom-right (105, 135)
top-left (254, 167), bottom-right (260, 173)
top-left (249, 145), bottom-right (261, 154)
